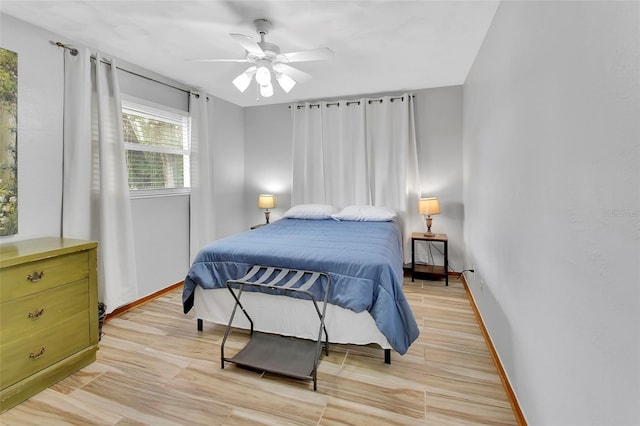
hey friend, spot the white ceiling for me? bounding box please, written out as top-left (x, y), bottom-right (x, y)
top-left (1, 1), bottom-right (499, 107)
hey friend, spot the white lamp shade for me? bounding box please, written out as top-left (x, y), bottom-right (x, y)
top-left (232, 73), bottom-right (252, 92)
top-left (259, 82), bottom-right (274, 98)
top-left (276, 72), bottom-right (296, 93)
top-left (232, 67), bottom-right (256, 93)
top-left (258, 194), bottom-right (276, 209)
top-left (255, 66), bottom-right (271, 86)
top-left (418, 197), bottom-right (440, 215)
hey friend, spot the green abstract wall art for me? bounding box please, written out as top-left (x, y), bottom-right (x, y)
top-left (0, 48), bottom-right (18, 236)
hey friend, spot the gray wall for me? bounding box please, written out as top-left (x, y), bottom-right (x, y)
top-left (243, 87), bottom-right (465, 270)
top-left (414, 87), bottom-right (463, 270)
top-left (0, 14), bottom-right (64, 242)
top-left (243, 104), bottom-right (292, 227)
top-left (210, 96), bottom-right (246, 239)
top-left (463, 1), bottom-right (639, 424)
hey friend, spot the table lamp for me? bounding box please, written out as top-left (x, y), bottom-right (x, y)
top-left (418, 197), bottom-right (440, 236)
top-left (258, 194), bottom-right (276, 224)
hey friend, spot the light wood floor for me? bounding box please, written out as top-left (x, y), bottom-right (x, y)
top-left (1, 277), bottom-right (517, 425)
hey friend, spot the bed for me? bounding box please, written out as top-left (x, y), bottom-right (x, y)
top-left (182, 216), bottom-right (420, 360)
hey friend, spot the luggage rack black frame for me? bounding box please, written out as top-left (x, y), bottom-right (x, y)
top-left (220, 265), bottom-right (331, 391)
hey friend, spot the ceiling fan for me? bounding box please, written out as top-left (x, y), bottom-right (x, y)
top-left (189, 19), bottom-right (334, 98)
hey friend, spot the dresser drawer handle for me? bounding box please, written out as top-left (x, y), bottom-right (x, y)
top-left (28, 308), bottom-right (46, 319)
top-left (29, 347), bottom-right (46, 360)
top-left (27, 271), bottom-right (45, 283)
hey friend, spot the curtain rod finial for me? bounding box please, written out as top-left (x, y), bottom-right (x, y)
top-left (54, 41), bottom-right (79, 56)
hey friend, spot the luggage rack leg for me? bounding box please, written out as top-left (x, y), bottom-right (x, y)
top-left (220, 283), bottom-right (254, 369)
top-left (220, 265), bottom-right (331, 391)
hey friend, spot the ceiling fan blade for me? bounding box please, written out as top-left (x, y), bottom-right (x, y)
top-left (272, 63), bottom-right (313, 83)
top-left (276, 47), bottom-right (334, 63)
top-left (186, 58), bottom-right (251, 63)
top-left (230, 33), bottom-right (265, 56)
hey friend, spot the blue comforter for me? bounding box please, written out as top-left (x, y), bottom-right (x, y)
top-left (183, 218), bottom-right (419, 355)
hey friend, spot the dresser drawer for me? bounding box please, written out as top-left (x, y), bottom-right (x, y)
top-left (0, 251), bottom-right (89, 302)
top-left (0, 279), bottom-right (90, 344)
top-left (0, 294), bottom-right (90, 389)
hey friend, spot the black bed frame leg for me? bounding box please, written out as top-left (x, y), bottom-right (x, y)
top-left (384, 349), bottom-right (391, 364)
top-left (197, 318), bottom-right (203, 331)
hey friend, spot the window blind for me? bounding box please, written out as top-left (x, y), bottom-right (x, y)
top-left (122, 100), bottom-right (190, 192)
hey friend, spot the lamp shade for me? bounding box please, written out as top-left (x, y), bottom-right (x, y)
top-left (258, 194), bottom-right (276, 209)
top-left (418, 197), bottom-right (440, 215)
top-left (255, 66), bottom-right (271, 86)
top-left (259, 82), bottom-right (274, 98)
top-left (232, 71), bottom-right (252, 93)
top-left (276, 72), bottom-right (296, 93)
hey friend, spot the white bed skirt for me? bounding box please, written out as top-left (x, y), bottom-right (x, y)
top-left (194, 286), bottom-right (391, 349)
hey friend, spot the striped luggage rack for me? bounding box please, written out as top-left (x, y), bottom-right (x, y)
top-left (220, 265), bottom-right (331, 391)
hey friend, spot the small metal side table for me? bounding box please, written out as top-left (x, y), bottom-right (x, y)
top-left (411, 232), bottom-right (448, 286)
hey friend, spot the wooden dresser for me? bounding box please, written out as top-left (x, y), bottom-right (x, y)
top-left (0, 238), bottom-right (99, 412)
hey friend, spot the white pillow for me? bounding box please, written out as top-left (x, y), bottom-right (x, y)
top-left (283, 204), bottom-right (336, 219)
top-left (332, 205), bottom-right (397, 222)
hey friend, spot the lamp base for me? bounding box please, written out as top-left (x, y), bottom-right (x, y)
top-left (424, 215), bottom-right (434, 236)
top-left (264, 210), bottom-right (271, 224)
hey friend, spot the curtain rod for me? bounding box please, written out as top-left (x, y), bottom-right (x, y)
top-left (55, 41), bottom-right (194, 96)
top-left (289, 95), bottom-right (414, 109)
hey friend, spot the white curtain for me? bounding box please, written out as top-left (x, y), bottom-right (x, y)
top-left (189, 93), bottom-right (215, 262)
top-left (62, 49), bottom-right (138, 314)
top-left (291, 94), bottom-right (422, 262)
top-left (291, 104), bottom-right (325, 204)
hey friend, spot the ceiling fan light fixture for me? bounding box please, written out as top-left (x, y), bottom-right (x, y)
top-left (232, 66), bottom-right (257, 93)
top-left (276, 72), bottom-right (296, 93)
top-left (232, 72), bottom-right (252, 92)
top-left (260, 82), bottom-right (274, 98)
top-left (255, 66), bottom-right (271, 86)
top-left (193, 18), bottom-right (333, 99)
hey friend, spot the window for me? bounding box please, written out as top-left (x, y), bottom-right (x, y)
top-left (122, 99), bottom-right (190, 195)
